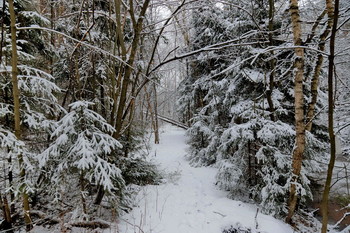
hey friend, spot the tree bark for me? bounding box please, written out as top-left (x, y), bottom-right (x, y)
top-left (118, 0), bottom-right (186, 132)
top-left (266, 0), bottom-right (276, 122)
top-left (0, 0), bottom-right (5, 64)
top-left (305, 3), bottom-right (334, 132)
top-left (8, 0), bottom-right (33, 230)
top-left (50, 0), bottom-right (55, 74)
top-left (153, 82), bottom-right (160, 144)
top-left (0, 193), bottom-right (13, 233)
top-left (321, 0), bottom-right (338, 231)
top-left (113, 0), bottom-right (151, 139)
top-left (286, 0), bottom-right (306, 224)
top-left (80, 172), bottom-right (87, 216)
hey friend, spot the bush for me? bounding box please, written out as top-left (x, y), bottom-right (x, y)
top-left (118, 157), bottom-right (162, 186)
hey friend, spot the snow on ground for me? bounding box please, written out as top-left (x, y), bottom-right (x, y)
top-left (108, 124), bottom-right (294, 233)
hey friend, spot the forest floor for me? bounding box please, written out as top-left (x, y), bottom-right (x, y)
top-left (108, 124), bottom-right (294, 233)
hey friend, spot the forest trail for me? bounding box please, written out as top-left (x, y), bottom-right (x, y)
top-left (112, 124), bottom-right (294, 233)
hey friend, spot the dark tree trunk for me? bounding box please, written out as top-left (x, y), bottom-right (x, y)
top-left (321, 0), bottom-right (339, 232)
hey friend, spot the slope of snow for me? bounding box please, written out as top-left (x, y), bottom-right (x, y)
top-left (111, 124), bottom-right (294, 233)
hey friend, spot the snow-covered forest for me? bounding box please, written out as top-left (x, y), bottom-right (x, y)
top-left (0, 0), bottom-right (349, 232)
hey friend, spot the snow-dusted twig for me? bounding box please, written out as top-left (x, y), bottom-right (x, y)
top-left (331, 212), bottom-right (350, 229)
top-left (17, 26), bottom-right (128, 66)
top-left (213, 211), bottom-right (227, 217)
top-left (255, 208), bottom-right (259, 230)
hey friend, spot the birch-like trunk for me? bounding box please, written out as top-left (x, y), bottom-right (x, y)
top-left (286, 0), bottom-right (306, 224)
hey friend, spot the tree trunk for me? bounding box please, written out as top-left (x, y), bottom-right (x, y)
top-left (114, 0), bottom-right (151, 139)
top-left (7, 153), bottom-right (15, 213)
top-left (80, 172), bottom-right (87, 216)
top-left (94, 186), bottom-right (105, 205)
top-left (266, 0), bottom-right (275, 122)
top-left (305, 2), bottom-right (334, 132)
top-left (321, 0), bottom-right (338, 232)
top-left (153, 83), bottom-right (160, 144)
top-left (286, 0), bottom-right (306, 224)
top-left (50, 0), bottom-right (55, 74)
top-left (0, 0), bottom-right (5, 64)
top-left (8, 0), bottom-right (33, 230)
top-left (0, 193), bottom-right (13, 233)
top-left (145, 87), bottom-right (157, 137)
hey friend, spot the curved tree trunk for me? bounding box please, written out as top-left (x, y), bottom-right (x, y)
top-left (305, 3), bottom-right (334, 132)
top-left (321, 0), bottom-right (339, 231)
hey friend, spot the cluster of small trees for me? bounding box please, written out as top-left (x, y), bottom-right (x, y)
top-left (178, 0), bottom-right (349, 231)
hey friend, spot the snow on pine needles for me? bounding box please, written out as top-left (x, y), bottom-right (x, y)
top-left (110, 124), bottom-right (293, 233)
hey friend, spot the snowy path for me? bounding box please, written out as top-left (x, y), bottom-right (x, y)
top-left (112, 125), bottom-right (293, 233)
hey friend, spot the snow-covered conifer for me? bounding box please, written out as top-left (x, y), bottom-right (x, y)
top-left (39, 101), bottom-right (124, 196)
top-left (179, 0), bottom-right (329, 216)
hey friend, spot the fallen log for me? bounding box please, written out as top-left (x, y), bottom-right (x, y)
top-left (143, 111), bottom-right (188, 129)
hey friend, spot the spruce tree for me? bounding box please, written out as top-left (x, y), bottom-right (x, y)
top-left (178, 0), bottom-right (329, 216)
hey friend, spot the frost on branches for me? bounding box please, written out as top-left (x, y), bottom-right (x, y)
top-left (39, 101), bottom-right (124, 198)
top-left (178, 0), bottom-right (329, 217)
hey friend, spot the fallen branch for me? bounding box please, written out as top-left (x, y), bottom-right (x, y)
top-left (30, 210), bottom-right (60, 225)
top-left (70, 220), bottom-right (110, 229)
top-left (332, 212), bottom-right (350, 229)
top-left (213, 211), bottom-right (227, 217)
top-left (142, 111), bottom-right (188, 129)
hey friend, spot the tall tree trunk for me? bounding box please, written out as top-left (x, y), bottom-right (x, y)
top-left (8, 0), bottom-right (32, 230)
top-left (321, 0), bottom-right (338, 231)
top-left (266, 0), bottom-right (276, 122)
top-left (305, 3), bottom-right (334, 132)
top-left (286, 0), bottom-right (306, 224)
top-left (153, 82), bottom-right (160, 144)
top-left (50, 0), bottom-right (55, 74)
top-left (0, 0), bottom-right (5, 64)
top-left (114, 0), bottom-right (151, 139)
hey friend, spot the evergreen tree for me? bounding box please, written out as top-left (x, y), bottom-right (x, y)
top-left (39, 101), bottom-right (124, 214)
top-left (0, 0), bottom-right (60, 229)
top-left (178, 0), bottom-right (329, 216)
